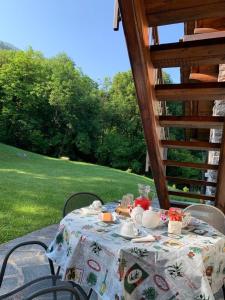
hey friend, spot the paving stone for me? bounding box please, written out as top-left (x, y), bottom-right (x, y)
top-left (22, 264), bottom-right (50, 283)
top-left (0, 277), bottom-right (18, 296)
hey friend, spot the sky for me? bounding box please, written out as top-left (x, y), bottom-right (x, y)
top-left (0, 0), bottom-right (183, 83)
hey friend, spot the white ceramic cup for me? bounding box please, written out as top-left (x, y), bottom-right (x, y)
top-left (120, 221), bottom-right (138, 237)
top-left (90, 200), bottom-right (102, 211)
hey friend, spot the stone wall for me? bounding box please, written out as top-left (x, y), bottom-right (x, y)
top-left (206, 64), bottom-right (225, 195)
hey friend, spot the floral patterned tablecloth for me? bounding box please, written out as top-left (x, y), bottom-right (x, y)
top-left (46, 203), bottom-right (225, 300)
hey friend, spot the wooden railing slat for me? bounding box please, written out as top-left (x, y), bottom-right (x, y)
top-left (168, 190), bottom-right (215, 201)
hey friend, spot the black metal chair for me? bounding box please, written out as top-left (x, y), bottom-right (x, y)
top-left (0, 241), bottom-right (88, 300)
top-left (24, 284), bottom-right (84, 300)
top-left (63, 192), bottom-right (104, 217)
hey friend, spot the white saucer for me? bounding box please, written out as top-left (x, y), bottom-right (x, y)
top-left (80, 207), bottom-right (101, 215)
top-left (115, 231), bottom-right (141, 240)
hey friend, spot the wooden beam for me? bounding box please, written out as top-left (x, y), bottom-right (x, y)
top-left (159, 116), bottom-right (224, 129)
top-left (166, 176), bottom-right (217, 187)
top-left (161, 140), bottom-right (221, 151)
top-left (118, 0), bottom-right (170, 209)
top-left (164, 160), bottom-right (218, 170)
top-left (183, 31), bottom-right (225, 42)
top-left (144, 0), bottom-right (225, 27)
top-left (151, 37), bottom-right (225, 68)
top-left (168, 191), bottom-right (215, 201)
top-left (215, 122), bottom-right (225, 213)
top-left (155, 82), bottom-right (225, 101)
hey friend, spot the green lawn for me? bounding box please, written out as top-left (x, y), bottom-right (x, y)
top-left (0, 143), bottom-right (157, 243)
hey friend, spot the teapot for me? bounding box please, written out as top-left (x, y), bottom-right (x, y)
top-left (142, 207), bottom-right (161, 229)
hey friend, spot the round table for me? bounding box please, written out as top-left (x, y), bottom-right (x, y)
top-left (47, 203), bottom-right (225, 300)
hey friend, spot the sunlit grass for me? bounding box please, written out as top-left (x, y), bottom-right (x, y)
top-left (0, 143), bottom-right (156, 243)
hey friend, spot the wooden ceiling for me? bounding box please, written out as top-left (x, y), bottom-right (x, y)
top-left (117, 0), bottom-right (225, 213)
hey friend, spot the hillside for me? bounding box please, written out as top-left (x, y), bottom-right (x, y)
top-left (0, 40), bottom-right (18, 50)
top-left (0, 143), bottom-right (155, 243)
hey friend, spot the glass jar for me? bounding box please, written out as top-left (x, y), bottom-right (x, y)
top-left (134, 184), bottom-right (151, 210)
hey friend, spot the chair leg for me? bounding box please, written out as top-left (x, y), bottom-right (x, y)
top-left (222, 284), bottom-right (225, 299)
top-left (87, 288), bottom-right (93, 300)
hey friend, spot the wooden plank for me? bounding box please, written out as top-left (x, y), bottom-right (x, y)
top-left (118, 0), bottom-right (170, 209)
top-left (168, 190), bottom-right (215, 201)
top-left (194, 28), bottom-right (225, 34)
top-left (159, 116), bottom-right (224, 129)
top-left (169, 200), bottom-right (192, 209)
top-left (189, 73), bottom-right (218, 82)
top-left (155, 82), bottom-right (225, 101)
top-left (144, 0), bottom-right (225, 27)
top-left (151, 37), bottom-right (225, 68)
top-left (183, 31), bottom-right (225, 42)
top-left (161, 140), bottom-right (221, 151)
top-left (164, 160), bottom-right (218, 170)
top-left (196, 17), bottom-right (225, 31)
top-left (215, 121), bottom-right (225, 213)
top-left (166, 176), bottom-right (217, 187)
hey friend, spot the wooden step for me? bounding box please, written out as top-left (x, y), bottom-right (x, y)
top-left (163, 160), bottom-right (218, 170)
top-left (151, 37), bottom-right (225, 68)
top-left (144, 0), bottom-right (225, 27)
top-left (168, 190), bottom-right (215, 201)
top-left (161, 140), bottom-right (221, 150)
top-left (155, 82), bottom-right (225, 101)
top-left (169, 200), bottom-right (193, 209)
top-left (159, 116), bottom-right (224, 129)
top-left (189, 73), bottom-right (218, 82)
top-left (166, 176), bottom-right (217, 187)
top-left (183, 31), bottom-right (225, 42)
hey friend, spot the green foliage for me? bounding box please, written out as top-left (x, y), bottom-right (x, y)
top-left (97, 71), bottom-right (146, 173)
top-left (0, 49), bottom-right (101, 161)
top-left (0, 47), bottom-right (205, 179)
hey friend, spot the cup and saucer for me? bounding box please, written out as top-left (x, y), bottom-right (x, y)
top-left (116, 221), bottom-right (141, 240)
top-left (80, 200), bottom-right (103, 215)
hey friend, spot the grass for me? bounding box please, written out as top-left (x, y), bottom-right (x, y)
top-left (0, 143), bottom-right (157, 244)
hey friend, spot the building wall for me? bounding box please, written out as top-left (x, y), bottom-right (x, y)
top-left (206, 64), bottom-right (225, 195)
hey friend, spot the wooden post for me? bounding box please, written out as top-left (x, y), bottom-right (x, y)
top-left (118, 0), bottom-right (170, 209)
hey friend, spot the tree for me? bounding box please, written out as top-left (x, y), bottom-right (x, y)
top-left (97, 71), bottom-right (146, 173)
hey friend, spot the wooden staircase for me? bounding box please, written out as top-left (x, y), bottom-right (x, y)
top-left (116, 0), bottom-right (225, 213)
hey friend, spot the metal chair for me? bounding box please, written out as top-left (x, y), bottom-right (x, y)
top-left (24, 284), bottom-right (84, 300)
top-left (63, 192), bottom-right (104, 217)
top-left (184, 204), bottom-right (225, 234)
top-left (0, 241), bottom-right (88, 300)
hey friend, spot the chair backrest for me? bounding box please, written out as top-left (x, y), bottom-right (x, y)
top-left (63, 192), bottom-right (104, 217)
top-left (0, 241), bottom-right (55, 288)
top-left (184, 204), bottom-right (225, 234)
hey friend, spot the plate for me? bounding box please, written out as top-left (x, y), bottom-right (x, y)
top-left (115, 231), bottom-right (141, 240)
top-left (80, 207), bottom-right (101, 215)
